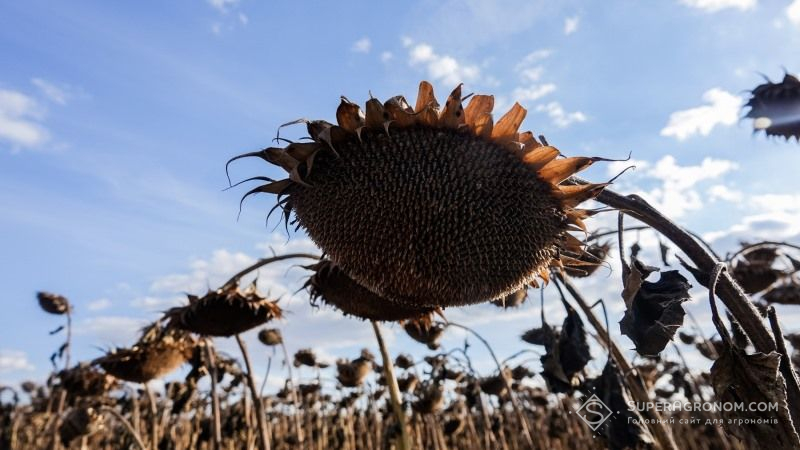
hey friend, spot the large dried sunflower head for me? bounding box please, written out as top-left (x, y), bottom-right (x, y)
top-left (305, 260), bottom-right (436, 321)
top-left (230, 81), bottom-right (608, 307)
top-left (166, 284), bottom-right (282, 337)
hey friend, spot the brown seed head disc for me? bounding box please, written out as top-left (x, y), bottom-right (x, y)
top-left (290, 127), bottom-right (565, 307)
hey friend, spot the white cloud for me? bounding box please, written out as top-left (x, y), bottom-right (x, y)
top-left (87, 298), bottom-right (112, 311)
top-left (148, 235), bottom-right (319, 304)
top-left (211, 23), bottom-right (222, 35)
top-left (519, 66), bottom-right (544, 82)
top-left (612, 155), bottom-right (739, 218)
top-left (238, 13), bottom-right (248, 25)
top-left (648, 155), bottom-right (738, 191)
top-left (75, 316), bottom-right (147, 346)
top-left (679, 0), bottom-right (756, 12)
top-left (788, 0), bottom-right (800, 25)
top-left (31, 78), bottom-right (69, 105)
top-left (535, 102), bottom-right (587, 128)
top-left (749, 193), bottom-right (800, 213)
top-left (405, 42), bottom-right (480, 85)
top-left (707, 184), bottom-right (743, 202)
top-left (704, 201), bottom-right (800, 251)
top-left (0, 350), bottom-right (35, 373)
top-left (515, 49), bottom-right (553, 70)
top-left (150, 249), bottom-right (257, 295)
top-left (208, 0), bottom-right (238, 13)
top-left (512, 83), bottom-right (556, 103)
top-left (351, 37), bottom-right (371, 53)
top-left (660, 88), bottom-right (742, 141)
top-left (380, 51), bottom-right (393, 62)
top-left (564, 16), bottom-right (580, 35)
top-left (0, 88), bottom-right (50, 150)
top-left (130, 295), bottom-right (184, 312)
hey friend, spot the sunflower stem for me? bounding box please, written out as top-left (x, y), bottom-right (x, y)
top-left (236, 334), bottom-right (271, 450)
top-left (101, 406), bottom-right (148, 450)
top-left (144, 383), bottom-right (158, 449)
top-left (574, 179), bottom-right (800, 433)
top-left (204, 341), bottom-right (223, 450)
top-left (371, 321), bottom-right (411, 450)
top-left (279, 340), bottom-right (305, 447)
top-left (443, 321), bottom-right (535, 450)
top-left (768, 307), bottom-right (800, 430)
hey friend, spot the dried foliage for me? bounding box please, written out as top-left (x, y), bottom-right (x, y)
top-left (619, 258), bottom-right (691, 356)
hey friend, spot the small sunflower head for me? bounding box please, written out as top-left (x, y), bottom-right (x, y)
top-left (258, 328), bottom-right (283, 346)
top-left (166, 284), bottom-right (282, 337)
top-left (230, 81), bottom-right (609, 308)
top-left (37, 292), bottom-right (71, 315)
top-left (404, 317), bottom-right (445, 350)
top-left (93, 327), bottom-right (195, 384)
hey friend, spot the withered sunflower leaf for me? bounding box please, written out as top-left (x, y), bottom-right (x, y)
top-left (763, 283), bottom-right (800, 305)
top-left (558, 305), bottom-right (591, 378)
top-left (620, 257), bottom-right (659, 309)
top-left (583, 360), bottom-right (655, 450)
top-left (521, 325), bottom-right (556, 347)
top-left (710, 345), bottom-right (800, 449)
top-left (619, 270), bottom-right (691, 356)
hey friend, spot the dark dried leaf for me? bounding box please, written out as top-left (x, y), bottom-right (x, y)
top-left (583, 360), bottom-right (655, 450)
top-left (710, 343), bottom-right (800, 449)
top-left (763, 283), bottom-right (800, 305)
top-left (619, 266), bottom-right (691, 356)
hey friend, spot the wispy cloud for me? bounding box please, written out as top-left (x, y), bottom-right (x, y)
top-left (87, 298), bottom-right (112, 312)
top-left (207, 0), bottom-right (238, 13)
top-left (564, 16), bottom-right (580, 35)
top-left (512, 83), bottom-right (556, 102)
top-left (535, 101), bottom-right (587, 128)
top-left (31, 78), bottom-right (71, 105)
top-left (405, 41), bottom-right (480, 85)
top-left (678, 0), bottom-right (756, 12)
top-left (75, 316), bottom-right (148, 346)
top-left (0, 88), bottom-right (50, 150)
top-left (0, 350), bottom-right (35, 373)
top-left (660, 88), bottom-right (742, 141)
top-left (707, 184), bottom-right (743, 202)
top-left (608, 155), bottom-right (739, 218)
top-left (380, 51), bottom-right (393, 62)
top-left (351, 37), bottom-right (371, 54)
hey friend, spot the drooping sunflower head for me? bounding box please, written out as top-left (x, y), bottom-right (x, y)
top-left (166, 284), bottom-right (282, 337)
top-left (93, 327), bottom-right (195, 383)
top-left (230, 81), bottom-right (609, 308)
top-left (304, 260), bottom-right (436, 322)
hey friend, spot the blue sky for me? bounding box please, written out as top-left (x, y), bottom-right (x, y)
top-left (2, 0), bottom-right (800, 389)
